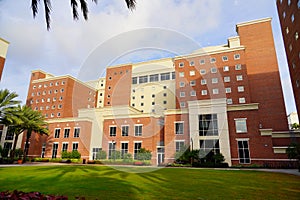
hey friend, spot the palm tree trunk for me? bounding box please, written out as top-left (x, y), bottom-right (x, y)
top-left (22, 130), bottom-right (32, 163)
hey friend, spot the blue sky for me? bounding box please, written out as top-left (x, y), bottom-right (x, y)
top-left (0, 0), bottom-right (296, 114)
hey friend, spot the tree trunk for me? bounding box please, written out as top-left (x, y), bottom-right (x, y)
top-left (22, 130), bottom-right (32, 163)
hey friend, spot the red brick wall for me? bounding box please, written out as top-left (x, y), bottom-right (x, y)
top-left (104, 65), bottom-right (132, 106)
top-left (0, 56), bottom-right (5, 81)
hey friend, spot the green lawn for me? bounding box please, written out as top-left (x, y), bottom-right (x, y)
top-left (0, 165), bottom-right (299, 200)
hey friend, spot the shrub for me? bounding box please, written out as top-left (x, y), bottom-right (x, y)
top-left (122, 153), bottom-right (133, 162)
top-left (136, 148), bottom-right (152, 161)
top-left (14, 148), bottom-right (24, 159)
top-left (110, 151), bottom-right (121, 160)
top-left (61, 151), bottom-right (72, 159)
top-left (96, 150), bottom-right (107, 160)
top-left (71, 151), bottom-right (81, 159)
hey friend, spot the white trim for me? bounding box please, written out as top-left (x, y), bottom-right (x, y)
top-left (235, 138), bottom-right (250, 141)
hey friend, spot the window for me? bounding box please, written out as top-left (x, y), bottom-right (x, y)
top-left (238, 140), bottom-right (250, 164)
top-left (223, 66), bottom-right (229, 72)
top-left (190, 90), bottom-right (196, 96)
top-left (225, 87), bottom-right (231, 93)
top-left (139, 76), bottom-right (148, 84)
top-left (286, 27), bottom-right (289, 34)
top-left (59, 96), bottom-right (63, 101)
top-left (121, 142), bottom-right (128, 158)
top-left (200, 69), bottom-right (206, 75)
top-left (52, 143), bottom-right (58, 158)
top-left (161, 72), bottom-right (170, 81)
top-left (190, 80), bottom-right (196, 86)
top-left (210, 58), bottom-right (216, 63)
top-left (110, 126), bottom-right (116, 137)
top-left (92, 148), bottom-right (101, 160)
top-left (74, 128), bottom-right (80, 138)
top-left (175, 122), bottom-right (184, 135)
top-left (60, 88), bottom-right (64, 93)
top-left (62, 143), bottom-right (68, 152)
top-left (201, 79), bottom-right (207, 85)
top-left (72, 143), bottom-right (79, 151)
top-left (224, 76), bottom-right (230, 82)
top-left (179, 82), bottom-right (185, 87)
top-left (135, 125), bottom-right (142, 136)
top-left (180, 102), bottom-right (185, 108)
top-left (64, 128), bottom-right (70, 138)
top-left (236, 75), bottom-right (243, 81)
top-left (288, 0), bottom-right (291, 5)
top-left (190, 61), bottom-right (195, 66)
top-left (189, 71), bottom-right (195, 76)
top-left (238, 86), bottom-right (245, 92)
top-left (234, 54), bottom-right (240, 60)
top-left (141, 102), bottom-right (144, 106)
top-left (199, 59), bottom-right (205, 65)
top-left (150, 74), bottom-right (159, 82)
top-left (134, 142), bottom-right (142, 160)
top-left (283, 11), bottom-right (286, 18)
top-left (172, 72), bottom-right (176, 79)
top-left (5, 130), bottom-right (14, 140)
top-left (132, 77), bottom-right (137, 84)
top-left (211, 67), bottom-right (217, 73)
top-left (179, 72), bottom-right (184, 77)
top-left (295, 32), bottom-right (299, 40)
top-left (291, 14), bottom-right (295, 22)
top-left (41, 143), bottom-right (46, 158)
top-left (296, 80), bottom-right (300, 88)
top-left (152, 94), bottom-right (155, 98)
top-left (163, 86), bottom-right (167, 89)
top-left (201, 90), bottom-right (207, 95)
top-left (163, 93), bottom-right (167, 97)
top-left (235, 118), bottom-right (247, 133)
top-left (289, 44), bottom-right (292, 52)
top-left (200, 139), bottom-right (220, 154)
top-left (180, 92), bottom-right (185, 97)
top-left (212, 78), bottom-right (218, 84)
top-left (199, 114), bottom-right (218, 136)
top-left (122, 125), bottom-right (129, 136)
top-left (57, 112), bottom-right (61, 117)
top-left (141, 95), bottom-right (144, 99)
top-left (212, 88), bottom-right (219, 94)
top-left (239, 97), bottom-right (246, 104)
top-left (298, 0), bottom-right (300, 8)
top-left (222, 56), bottom-right (228, 61)
top-left (227, 98), bottom-right (233, 104)
top-left (179, 62), bottom-right (184, 68)
top-left (108, 142), bottom-right (116, 159)
top-left (175, 141), bottom-right (185, 152)
top-left (235, 64), bottom-right (242, 70)
top-left (54, 129), bottom-right (60, 138)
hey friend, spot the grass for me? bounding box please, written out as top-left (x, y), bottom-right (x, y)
top-left (0, 165), bottom-right (299, 200)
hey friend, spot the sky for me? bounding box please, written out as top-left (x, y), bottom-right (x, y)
top-left (0, 0), bottom-right (296, 114)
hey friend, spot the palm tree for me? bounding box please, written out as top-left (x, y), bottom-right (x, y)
top-left (0, 89), bottom-right (21, 122)
top-left (31, 0), bottom-right (137, 30)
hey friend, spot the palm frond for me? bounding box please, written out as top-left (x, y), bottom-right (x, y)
top-left (31, 0), bottom-right (40, 18)
top-left (44, 0), bottom-right (52, 30)
top-left (125, 0), bottom-right (136, 10)
top-left (79, 0), bottom-right (89, 20)
top-left (71, 0), bottom-right (79, 20)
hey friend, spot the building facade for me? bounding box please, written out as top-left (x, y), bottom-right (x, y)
top-left (277, 0), bottom-right (300, 122)
top-left (22, 18), bottom-right (300, 166)
top-left (0, 38), bottom-right (9, 81)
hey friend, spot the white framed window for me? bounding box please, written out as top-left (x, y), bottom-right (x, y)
top-left (174, 122), bottom-right (184, 135)
top-left (201, 79), bottom-right (207, 85)
top-left (239, 97), bottom-right (246, 104)
top-left (40, 107), bottom-right (43, 110)
top-left (74, 128), bottom-right (80, 138)
top-left (180, 102), bottom-right (186, 108)
top-left (288, 0), bottom-right (291, 6)
top-left (236, 75), bottom-right (243, 81)
top-left (190, 61), bottom-right (195, 66)
top-left (225, 87), bottom-right (231, 93)
top-left (212, 78), bottom-right (218, 84)
top-left (212, 88), bottom-right (219, 95)
top-left (180, 92), bottom-right (185, 97)
top-left (200, 69), bottom-right (206, 75)
top-left (211, 67), bottom-right (217, 73)
top-left (237, 140), bottom-right (250, 164)
top-left (234, 54), bottom-right (240, 60)
top-left (295, 32), bottom-right (299, 40)
top-left (222, 56), bottom-right (228, 61)
top-left (54, 128), bottom-right (60, 138)
top-left (133, 142), bottom-right (142, 160)
top-left (175, 140), bottom-right (185, 152)
top-left (46, 106), bottom-right (49, 110)
top-left (283, 11), bottom-right (286, 19)
top-left (190, 90), bottom-right (196, 96)
top-left (190, 80), bottom-right (196, 86)
top-left (289, 44), bottom-right (293, 52)
top-left (291, 14), bottom-right (295, 22)
top-left (227, 98), bottom-right (233, 105)
top-left (72, 142), bottom-right (79, 151)
top-left (121, 142), bottom-right (129, 158)
top-left (235, 64), bottom-right (242, 70)
top-left (109, 126), bottom-right (117, 137)
top-left (201, 90), bottom-right (207, 95)
top-left (134, 125), bottom-right (143, 136)
top-left (64, 128), bottom-right (70, 138)
top-left (286, 27), bottom-right (289, 34)
top-left (238, 86), bottom-right (245, 92)
top-left (189, 70), bottom-right (195, 76)
top-left (235, 118), bottom-right (247, 133)
top-left (223, 66), bottom-right (229, 72)
top-left (179, 82), bottom-right (185, 87)
top-left (179, 62), bottom-right (184, 68)
top-left (121, 125), bottom-right (129, 136)
top-left (210, 57), bottom-right (216, 63)
top-left (199, 59), bottom-right (205, 65)
top-left (62, 142), bottom-right (68, 152)
top-left (179, 72), bottom-right (184, 77)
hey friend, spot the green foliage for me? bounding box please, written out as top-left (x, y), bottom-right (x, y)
top-left (96, 150), bottom-right (107, 160)
top-left (122, 153), bottom-right (133, 162)
top-left (286, 143), bottom-right (300, 159)
top-left (291, 123), bottom-right (300, 129)
top-left (136, 148), bottom-right (152, 161)
top-left (110, 151), bottom-right (121, 160)
top-left (71, 151), bottom-right (81, 159)
top-left (14, 148), bottom-right (23, 158)
top-left (61, 151), bottom-right (81, 159)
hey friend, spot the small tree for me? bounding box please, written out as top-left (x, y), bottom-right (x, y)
top-left (96, 150), bottom-right (107, 160)
top-left (286, 143), bottom-right (300, 171)
top-left (71, 150), bottom-right (81, 159)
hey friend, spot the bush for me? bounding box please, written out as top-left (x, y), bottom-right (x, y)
top-left (33, 158), bottom-right (50, 162)
top-left (110, 151), bottom-right (121, 160)
top-left (136, 148), bottom-right (152, 161)
top-left (96, 150), bottom-right (107, 160)
top-left (71, 151), bottom-right (81, 159)
top-left (122, 153), bottom-right (133, 162)
top-left (61, 151), bottom-right (81, 159)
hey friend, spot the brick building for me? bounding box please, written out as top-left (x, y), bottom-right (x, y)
top-left (0, 38), bottom-right (9, 81)
top-left (277, 0), bottom-right (300, 122)
top-left (23, 18), bottom-right (300, 166)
